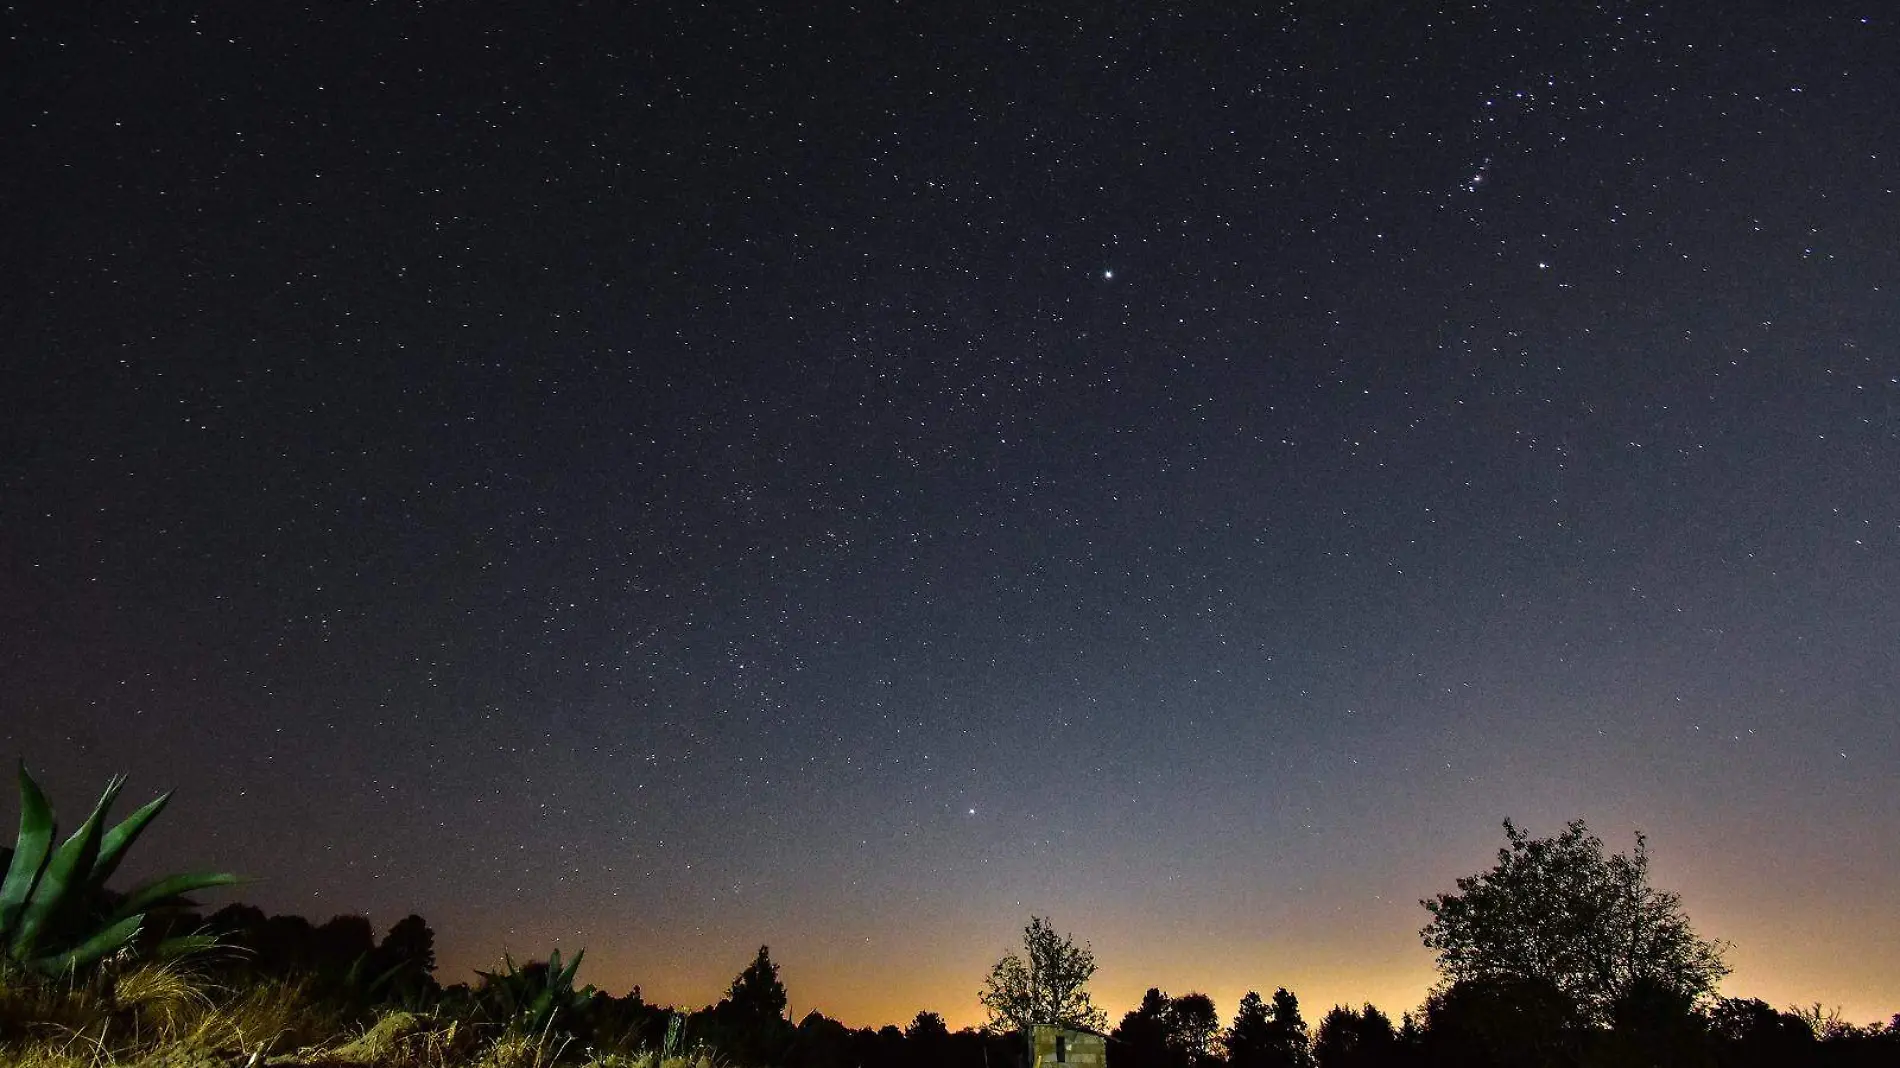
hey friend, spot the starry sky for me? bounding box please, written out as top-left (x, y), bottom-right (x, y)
top-left (4, 0), bottom-right (1896, 1032)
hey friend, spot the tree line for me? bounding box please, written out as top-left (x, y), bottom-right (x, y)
top-left (975, 819), bottom-right (1899, 1068)
top-left (170, 817), bottom-right (1897, 1067)
top-left (5, 764), bottom-right (1894, 1067)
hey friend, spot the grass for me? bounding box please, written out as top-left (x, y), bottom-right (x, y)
top-left (0, 965), bottom-right (723, 1068)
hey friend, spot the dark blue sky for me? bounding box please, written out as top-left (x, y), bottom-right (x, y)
top-left (4, 1), bottom-right (1895, 1028)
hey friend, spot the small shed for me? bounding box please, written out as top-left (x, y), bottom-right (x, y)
top-left (1029, 1023), bottom-right (1107, 1068)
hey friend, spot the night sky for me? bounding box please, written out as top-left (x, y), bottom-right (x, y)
top-left (4, 1), bottom-right (1896, 1031)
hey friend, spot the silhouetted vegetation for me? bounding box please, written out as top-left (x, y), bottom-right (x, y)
top-left (1420, 818), bottom-right (1731, 1028)
top-left (1311, 1004), bottom-right (1400, 1068)
top-left (980, 915), bottom-right (1108, 1032)
top-left (4, 777), bottom-right (1896, 1067)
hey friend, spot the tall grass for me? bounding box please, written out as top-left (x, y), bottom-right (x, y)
top-left (0, 964), bottom-right (730, 1068)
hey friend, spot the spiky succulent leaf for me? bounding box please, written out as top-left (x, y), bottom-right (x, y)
top-left (108, 871), bottom-right (243, 924)
top-left (32, 913), bottom-right (143, 976)
top-left (555, 947), bottom-right (583, 991)
top-left (0, 767), bottom-right (56, 938)
top-left (2, 769), bottom-right (237, 975)
top-left (85, 790), bottom-right (172, 900)
top-left (11, 775), bottom-right (125, 959)
top-left (152, 932), bottom-right (220, 961)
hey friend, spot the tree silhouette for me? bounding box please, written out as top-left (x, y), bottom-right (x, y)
top-left (1420, 818), bottom-right (1729, 1027)
top-left (1225, 991), bottom-right (1275, 1068)
top-left (254, 912), bottom-right (323, 975)
top-left (1257, 988), bottom-right (1315, 1068)
top-left (895, 1010), bottom-right (942, 1040)
top-left (786, 1009), bottom-right (852, 1068)
top-left (1111, 987), bottom-right (1175, 1068)
top-left (1706, 997), bottom-right (1816, 1067)
top-left (1167, 992), bottom-right (1220, 1067)
top-left (1312, 1004), bottom-right (1397, 1068)
top-left (371, 913), bottom-right (438, 1000)
top-left (727, 944), bottom-right (789, 1022)
top-left (715, 945), bottom-right (793, 1066)
top-left (979, 916), bottom-right (1106, 1032)
top-left (312, 914), bottom-right (375, 976)
top-left (1421, 973), bottom-right (1577, 1068)
top-left (904, 1011), bottom-right (953, 1068)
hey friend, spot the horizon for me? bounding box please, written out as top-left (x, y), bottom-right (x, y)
top-left (145, 809), bottom-right (1894, 1033)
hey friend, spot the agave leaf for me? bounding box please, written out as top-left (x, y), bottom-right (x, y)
top-left (85, 790), bottom-right (173, 900)
top-left (152, 932), bottom-right (220, 961)
top-left (0, 766), bottom-right (56, 939)
top-left (108, 871), bottom-right (243, 923)
top-left (556, 947), bottom-right (584, 990)
top-left (32, 913), bottom-right (143, 976)
top-left (12, 775), bottom-right (125, 958)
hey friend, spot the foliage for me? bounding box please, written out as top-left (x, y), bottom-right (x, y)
top-left (1419, 818), bottom-right (1729, 1026)
top-left (1420, 973), bottom-right (1578, 1068)
top-left (1110, 987), bottom-right (1175, 1068)
top-left (723, 945), bottom-right (787, 1025)
top-left (1109, 988), bottom-right (1236, 1068)
top-left (371, 913), bottom-right (444, 1006)
top-left (1312, 1004), bottom-right (1398, 1068)
top-left (1226, 991), bottom-right (1275, 1068)
top-left (1167, 992), bottom-right (1220, 1067)
top-left (0, 765), bottom-right (238, 977)
top-left (474, 948), bottom-right (598, 1041)
top-left (978, 915), bottom-right (1106, 1032)
top-left (704, 945), bottom-right (792, 1066)
top-left (1223, 988), bottom-right (1314, 1068)
top-left (905, 1010), bottom-right (949, 1041)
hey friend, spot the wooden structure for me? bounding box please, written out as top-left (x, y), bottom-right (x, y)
top-left (1029, 1023), bottom-right (1107, 1067)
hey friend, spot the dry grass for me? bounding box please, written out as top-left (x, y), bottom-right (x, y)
top-left (2, 968), bottom-right (726, 1068)
top-left (1, 965), bottom-right (352, 1067)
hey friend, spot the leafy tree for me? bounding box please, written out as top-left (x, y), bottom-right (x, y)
top-left (312, 914), bottom-right (375, 977)
top-left (1420, 818), bottom-right (1729, 1026)
top-left (1313, 1004), bottom-right (1397, 1068)
top-left (1168, 992), bottom-right (1221, 1067)
top-left (716, 945), bottom-right (793, 1066)
top-left (1227, 991), bottom-right (1276, 1068)
top-left (785, 1009), bottom-right (852, 1068)
top-left (372, 913), bottom-right (439, 1002)
top-left (1259, 988), bottom-right (1315, 1068)
top-left (1705, 997), bottom-right (1809, 1045)
top-left (259, 912), bottom-right (320, 974)
top-left (727, 944), bottom-right (789, 1022)
top-left (1597, 974), bottom-right (1713, 1066)
top-left (905, 1010), bottom-right (953, 1068)
top-left (979, 916), bottom-right (1106, 1032)
top-left (1420, 973), bottom-right (1577, 1068)
top-left (1111, 987), bottom-right (1176, 1068)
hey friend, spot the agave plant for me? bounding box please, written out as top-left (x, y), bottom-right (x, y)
top-left (475, 947), bottom-right (598, 1038)
top-left (0, 764), bottom-right (240, 976)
